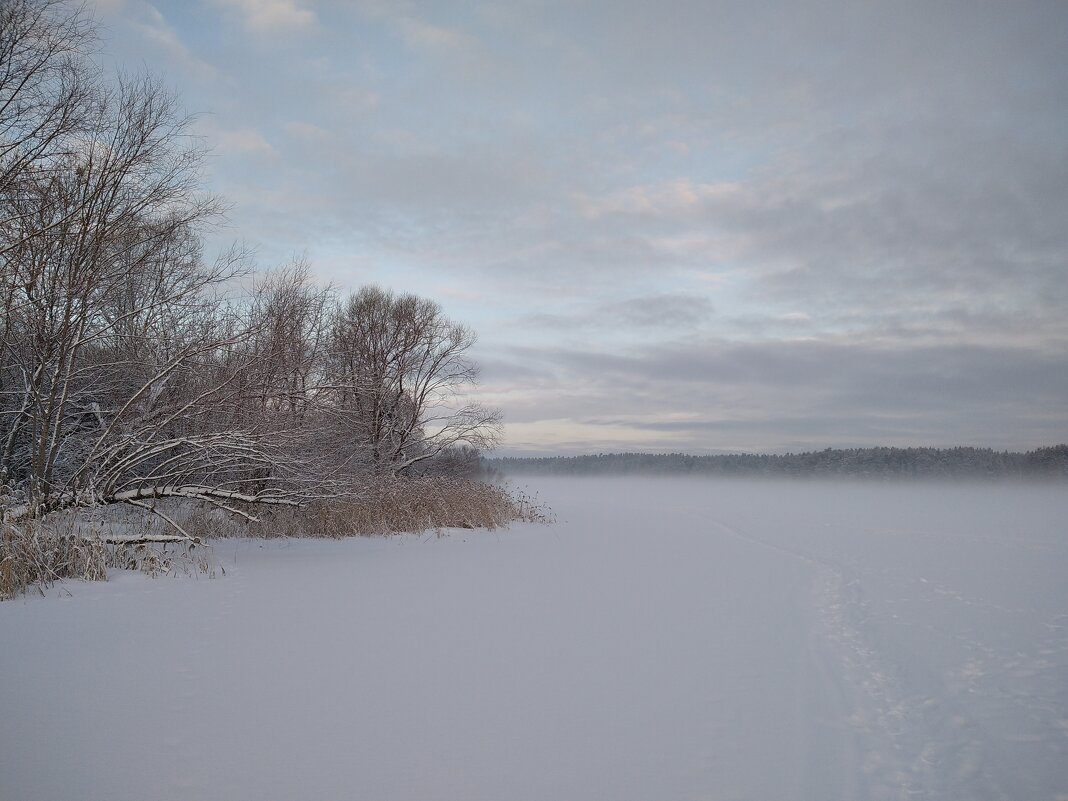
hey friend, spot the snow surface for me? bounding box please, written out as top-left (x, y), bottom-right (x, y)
top-left (2, 477), bottom-right (1067, 801)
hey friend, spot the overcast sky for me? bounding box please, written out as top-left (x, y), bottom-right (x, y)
top-left (88, 0), bottom-right (1067, 455)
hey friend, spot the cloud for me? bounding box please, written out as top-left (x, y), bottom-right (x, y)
top-left (574, 180), bottom-right (743, 220)
top-left (522, 294), bottom-right (715, 334)
top-left (207, 0), bottom-right (316, 33)
top-left (563, 119), bottom-right (1068, 335)
top-left (605, 294), bottom-right (715, 329)
top-left (85, 0), bottom-right (128, 12)
top-left (395, 17), bottom-right (474, 52)
top-left (197, 121), bottom-right (277, 159)
top-left (482, 336), bottom-right (1068, 454)
top-left (105, 2), bottom-right (217, 79)
top-left (284, 120), bottom-right (333, 143)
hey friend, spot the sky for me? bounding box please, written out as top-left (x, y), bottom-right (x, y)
top-left (86, 0), bottom-right (1068, 455)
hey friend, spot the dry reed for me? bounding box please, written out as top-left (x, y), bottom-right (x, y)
top-left (2, 478), bottom-right (551, 598)
top-left (220, 477), bottom-right (553, 539)
top-left (1, 518), bottom-right (108, 599)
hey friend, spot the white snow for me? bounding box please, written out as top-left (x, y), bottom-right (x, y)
top-left (2, 477), bottom-right (1067, 801)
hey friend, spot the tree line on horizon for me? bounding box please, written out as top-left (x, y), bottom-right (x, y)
top-left (488, 445), bottom-right (1068, 479)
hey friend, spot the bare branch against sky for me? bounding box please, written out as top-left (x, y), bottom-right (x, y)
top-left (87, 0), bottom-right (1068, 454)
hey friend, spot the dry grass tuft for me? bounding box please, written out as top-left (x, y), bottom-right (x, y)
top-left (1, 509), bottom-right (214, 600)
top-left (235, 477), bottom-right (554, 539)
top-left (1, 478), bottom-right (550, 598)
top-left (1, 518), bottom-right (107, 599)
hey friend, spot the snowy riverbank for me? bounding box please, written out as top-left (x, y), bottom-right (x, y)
top-left (2, 477), bottom-right (1066, 800)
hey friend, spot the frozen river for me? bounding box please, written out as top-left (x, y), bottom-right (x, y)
top-left (2, 477), bottom-right (1066, 800)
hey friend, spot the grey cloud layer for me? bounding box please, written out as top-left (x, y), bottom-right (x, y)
top-left (483, 336), bottom-right (1068, 453)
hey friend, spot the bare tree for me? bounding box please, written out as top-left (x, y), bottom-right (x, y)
top-left (327, 286), bottom-right (501, 475)
top-left (1, 0), bottom-right (91, 491)
top-left (236, 260), bottom-right (332, 424)
top-left (0, 44), bottom-right (336, 527)
top-left (1, 69), bottom-right (216, 502)
top-left (215, 261), bottom-right (372, 490)
top-left (0, 0), bottom-right (93, 243)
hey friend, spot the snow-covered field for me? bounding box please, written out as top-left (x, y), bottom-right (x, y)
top-left (2, 477), bottom-right (1067, 801)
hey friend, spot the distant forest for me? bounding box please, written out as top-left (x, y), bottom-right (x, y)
top-left (488, 445), bottom-right (1068, 479)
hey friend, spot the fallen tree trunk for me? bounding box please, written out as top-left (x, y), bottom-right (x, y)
top-left (94, 533), bottom-right (200, 545)
top-left (1, 484), bottom-right (306, 523)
